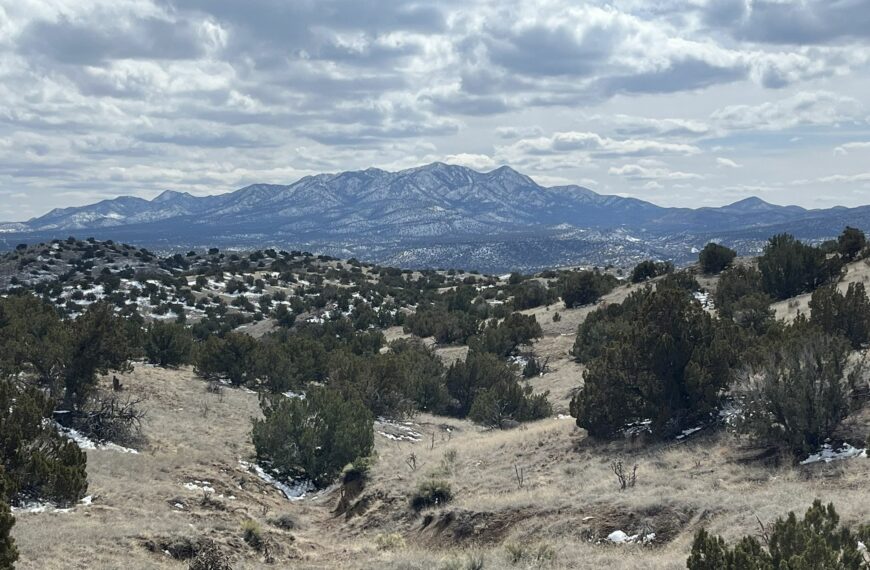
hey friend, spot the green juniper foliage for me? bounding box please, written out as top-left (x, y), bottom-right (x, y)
top-left (0, 471), bottom-right (17, 570)
top-left (252, 387), bottom-right (374, 487)
top-left (699, 242), bottom-right (737, 274)
top-left (570, 284), bottom-right (737, 438)
top-left (837, 226), bottom-right (866, 261)
top-left (809, 283), bottom-right (870, 349)
top-left (0, 380), bottom-right (88, 507)
top-left (687, 501), bottom-right (870, 570)
top-left (143, 321), bottom-right (193, 367)
top-left (738, 328), bottom-right (855, 456)
top-left (758, 234), bottom-right (841, 301)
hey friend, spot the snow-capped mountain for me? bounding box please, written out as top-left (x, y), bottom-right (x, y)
top-left (1, 163), bottom-right (868, 271)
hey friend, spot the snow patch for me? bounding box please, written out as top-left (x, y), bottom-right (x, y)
top-left (800, 443), bottom-right (867, 465)
top-left (183, 480), bottom-right (215, 493)
top-left (56, 423), bottom-right (139, 454)
top-left (607, 530), bottom-right (656, 544)
top-left (376, 417), bottom-right (423, 442)
top-left (238, 460), bottom-right (314, 500)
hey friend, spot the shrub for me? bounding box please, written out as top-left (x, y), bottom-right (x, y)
top-left (731, 292), bottom-right (775, 335)
top-left (188, 540), bottom-right (232, 570)
top-left (630, 260), bottom-right (673, 283)
top-left (0, 472), bottom-right (16, 570)
top-left (241, 519), bottom-right (263, 550)
top-left (195, 332), bottom-right (258, 386)
top-left (63, 302), bottom-right (136, 408)
top-left (404, 307), bottom-right (481, 345)
top-left (144, 321), bottom-right (193, 367)
top-left (0, 381), bottom-right (88, 507)
top-left (252, 387), bottom-right (373, 487)
top-left (738, 329), bottom-right (856, 456)
top-left (714, 265), bottom-right (767, 319)
top-left (468, 381), bottom-right (551, 427)
top-left (687, 501), bottom-right (868, 570)
top-left (469, 313), bottom-right (542, 357)
top-left (410, 479), bottom-right (452, 511)
top-left (699, 242), bottom-right (737, 274)
top-left (560, 271), bottom-right (617, 308)
top-left (570, 286), bottom-right (737, 438)
top-left (809, 283), bottom-right (870, 349)
top-left (758, 234), bottom-right (841, 300)
top-left (328, 339), bottom-right (450, 417)
top-left (511, 280), bottom-right (549, 310)
top-left (445, 351), bottom-right (548, 422)
top-left (838, 226), bottom-right (866, 261)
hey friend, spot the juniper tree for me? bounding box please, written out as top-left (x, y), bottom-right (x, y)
top-left (0, 471), bottom-right (16, 570)
top-left (0, 380), bottom-right (88, 507)
top-left (699, 242), bottom-right (737, 274)
top-left (837, 226), bottom-right (866, 261)
top-left (570, 285), bottom-right (737, 438)
top-left (143, 321), bottom-right (193, 367)
top-left (252, 387), bottom-right (373, 487)
top-left (738, 329), bottom-right (855, 456)
top-left (688, 501), bottom-right (869, 570)
top-left (809, 283), bottom-right (870, 349)
top-left (758, 234), bottom-right (841, 300)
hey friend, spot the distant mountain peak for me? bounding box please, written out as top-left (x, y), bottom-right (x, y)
top-left (728, 197), bottom-right (770, 208)
top-left (152, 190), bottom-right (193, 203)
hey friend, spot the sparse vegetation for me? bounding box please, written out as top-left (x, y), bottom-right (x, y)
top-left (410, 478), bottom-right (453, 511)
top-left (1, 232), bottom-right (869, 569)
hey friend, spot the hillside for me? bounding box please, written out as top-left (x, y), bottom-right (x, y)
top-left (3, 164), bottom-right (870, 272)
top-left (1, 235), bottom-right (868, 570)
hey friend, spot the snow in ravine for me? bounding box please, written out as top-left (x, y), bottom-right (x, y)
top-left (238, 460), bottom-right (314, 500)
top-left (55, 422), bottom-right (139, 454)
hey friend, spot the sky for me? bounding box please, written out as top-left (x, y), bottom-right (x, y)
top-left (2, 0), bottom-right (870, 221)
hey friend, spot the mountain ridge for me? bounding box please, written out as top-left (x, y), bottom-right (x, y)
top-left (2, 162), bottom-right (868, 272)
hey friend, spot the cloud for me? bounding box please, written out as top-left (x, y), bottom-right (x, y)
top-left (834, 142), bottom-right (870, 155)
top-left (710, 91), bottom-right (863, 131)
top-left (609, 162), bottom-right (705, 181)
top-left (502, 132), bottom-right (701, 159)
top-left (716, 157), bottom-right (742, 168)
top-left (703, 0), bottom-right (870, 45)
top-left (1, 0), bottom-right (870, 216)
top-left (443, 153), bottom-right (497, 170)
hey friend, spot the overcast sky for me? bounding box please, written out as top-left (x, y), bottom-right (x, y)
top-left (2, 0), bottom-right (870, 220)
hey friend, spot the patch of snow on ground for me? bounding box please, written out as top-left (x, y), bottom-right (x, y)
top-left (239, 460), bottom-right (314, 500)
top-left (607, 530), bottom-right (656, 544)
top-left (282, 390), bottom-right (306, 400)
top-left (183, 480), bottom-right (215, 493)
top-left (55, 423), bottom-right (139, 454)
top-left (693, 291), bottom-right (714, 310)
top-left (376, 417), bottom-right (423, 442)
top-left (800, 443), bottom-right (867, 465)
top-left (623, 419), bottom-right (652, 437)
top-left (12, 495), bottom-right (92, 514)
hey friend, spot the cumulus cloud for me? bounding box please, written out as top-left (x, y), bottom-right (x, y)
top-left (0, 0), bottom-right (869, 217)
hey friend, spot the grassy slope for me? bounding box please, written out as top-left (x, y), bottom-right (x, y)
top-left (11, 267), bottom-right (870, 569)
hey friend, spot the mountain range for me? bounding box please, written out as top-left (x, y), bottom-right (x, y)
top-left (2, 163), bottom-right (868, 272)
